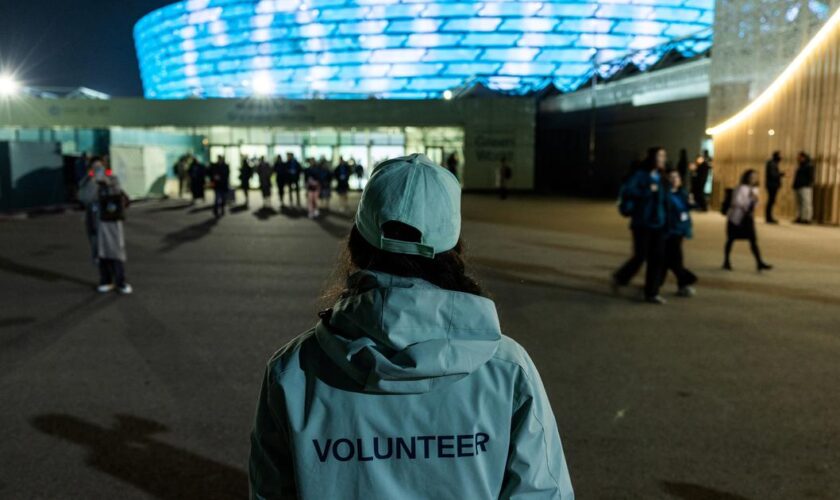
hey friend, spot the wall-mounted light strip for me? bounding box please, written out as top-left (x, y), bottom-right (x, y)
top-left (706, 4), bottom-right (840, 136)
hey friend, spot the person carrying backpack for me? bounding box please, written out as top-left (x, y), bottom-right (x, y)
top-left (249, 153), bottom-right (573, 500)
top-left (612, 147), bottom-right (669, 304)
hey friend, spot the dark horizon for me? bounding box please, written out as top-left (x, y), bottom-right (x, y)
top-left (0, 0), bottom-right (173, 96)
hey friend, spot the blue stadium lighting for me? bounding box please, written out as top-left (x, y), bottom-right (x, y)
top-left (134, 0), bottom-right (715, 99)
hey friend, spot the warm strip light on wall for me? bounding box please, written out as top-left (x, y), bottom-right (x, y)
top-left (706, 4), bottom-right (840, 136)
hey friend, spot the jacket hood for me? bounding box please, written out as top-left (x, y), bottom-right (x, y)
top-left (315, 270), bottom-right (501, 394)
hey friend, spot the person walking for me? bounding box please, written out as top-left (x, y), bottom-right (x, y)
top-left (174, 154), bottom-right (191, 198)
top-left (723, 169), bottom-right (772, 271)
top-left (692, 153), bottom-right (710, 211)
top-left (304, 161), bottom-right (321, 218)
top-left (793, 151), bottom-right (815, 224)
top-left (239, 158), bottom-right (254, 208)
top-left (497, 156), bottom-right (512, 200)
top-left (317, 156), bottom-right (333, 210)
top-left (676, 148), bottom-right (689, 181)
top-left (273, 155), bottom-right (288, 208)
top-left (333, 156), bottom-right (352, 213)
top-left (209, 155), bottom-right (231, 218)
top-left (249, 153), bottom-right (573, 500)
top-left (78, 158), bottom-right (133, 294)
top-left (612, 147), bottom-right (669, 304)
top-left (256, 156), bottom-right (273, 209)
top-left (445, 152), bottom-right (459, 180)
top-left (285, 152), bottom-right (302, 207)
top-left (188, 157), bottom-right (206, 204)
top-left (764, 151), bottom-right (783, 224)
top-left (661, 169), bottom-right (697, 297)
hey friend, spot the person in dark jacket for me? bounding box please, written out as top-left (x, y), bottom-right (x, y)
top-left (187, 157), bottom-right (206, 203)
top-left (209, 155), bottom-right (230, 218)
top-left (239, 157), bottom-right (254, 208)
top-left (316, 157), bottom-right (332, 209)
top-left (676, 148), bottom-right (689, 181)
top-left (273, 155), bottom-right (288, 208)
top-left (692, 154), bottom-right (710, 211)
top-left (612, 147), bottom-right (669, 304)
top-left (333, 156), bottom-right (352, 213)
top-left (286, 152), bottom-right (302, 207)
top-left (661, 169), bottom-right (697, 297)
top-left (256, 156), bottom-right (273, 209)
top-left (724, 169), bottom-right (772, 271)
top-left (793, 151), bottom-right (815, 224)
top-left (764, 151), bottom-right (784, 224)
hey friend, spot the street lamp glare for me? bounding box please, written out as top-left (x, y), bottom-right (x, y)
top-left (0, 74), bottom-right (21, 97)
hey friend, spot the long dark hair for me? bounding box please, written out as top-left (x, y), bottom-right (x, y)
top-left (638, 146), bottom-right (663, 171)
top-left (324, 222), bottom-right (483, 304)
top-left (739, 169), bottom-right (757, 185)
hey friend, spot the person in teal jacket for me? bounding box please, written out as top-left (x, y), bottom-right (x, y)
top-left (661, 169), bottom-right (697, 297)
top-left (249, 153), bottom-right (574, 500)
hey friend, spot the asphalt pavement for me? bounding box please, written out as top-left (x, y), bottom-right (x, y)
top-left (1, 193), bottom-right (838, 499)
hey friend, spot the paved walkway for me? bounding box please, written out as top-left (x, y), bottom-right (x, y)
top-left (0, 193), bottom-right (838, 499)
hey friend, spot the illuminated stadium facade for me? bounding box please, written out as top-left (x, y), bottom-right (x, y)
top-left (134, 0), bottom-right (715, 99)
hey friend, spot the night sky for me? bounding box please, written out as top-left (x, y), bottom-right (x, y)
top-left (0, 0), bottom-right (174, 96)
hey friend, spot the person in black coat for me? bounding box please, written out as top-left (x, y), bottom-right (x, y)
top-left (692, 154), bottom-right (710, 211)
top-left (273, 155), bottom-right (288, 208)
top-left (188, 157), bottom-right (207, 203)
top-left (333, 156), bottom-right (352, 213)
top-left (793, 151), bottom-right (815, 224)
top-left (764, 151), bottom-right (783, 224)
top-left (208, 155), bottom-right (230, 218)
top-left (285, 153), bottom-right (302, 207)
top-left (239, 157), bottom-right (254, 208)
top-left (256, 156), bottom-right (273, 209)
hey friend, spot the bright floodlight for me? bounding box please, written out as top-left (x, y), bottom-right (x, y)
top-left (0, 74), bottom-right (20, 97)
top-left (252, 73), bottom-right (274, 96)
top-left (442, 90), bottom-right (453, 100)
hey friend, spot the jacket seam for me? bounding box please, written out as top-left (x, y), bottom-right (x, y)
top-left (489, 356), bottom-right (563, 490)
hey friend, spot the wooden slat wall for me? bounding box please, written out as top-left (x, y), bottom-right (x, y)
top-left (711, 30), bottom-right (840, 225)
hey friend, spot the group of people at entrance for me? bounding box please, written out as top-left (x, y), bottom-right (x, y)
top-left (174, 153), bottom-right (364, 219)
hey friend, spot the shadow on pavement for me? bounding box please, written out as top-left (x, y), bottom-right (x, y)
top-left (31, 414), bottom-right (246, 500)
top-left (0, 256), bottom-right (93, 287)
top-left (158, 218), bottom-right (218, 253)
top-left (253, 207), bottom-right (278, 221)
top-left (280, 206), bottom-right (305, 219)
top-left (660, 481), bottom-right (752, 500)
top-left (314, 213), bottom-right (351, 240)
top-left (146, 202), bottom-right (194, 213)
top-left (187, 205), bottom-right (213, 214)
top-left (0, 316), bottom-right (36, 329)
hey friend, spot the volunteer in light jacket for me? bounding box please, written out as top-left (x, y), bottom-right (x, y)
top-left (249, 153), bottom-right (574, 500)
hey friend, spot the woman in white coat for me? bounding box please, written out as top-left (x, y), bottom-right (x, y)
top-left (723, 169), bottom-right (772, 272)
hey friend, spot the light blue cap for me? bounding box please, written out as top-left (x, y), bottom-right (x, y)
top-left (355, 153), bottom-right (461, 258)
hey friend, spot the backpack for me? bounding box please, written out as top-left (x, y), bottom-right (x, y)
top-left (99, 190), bottom-right (129, 222)
top-left (720, 188), bottom-right (734, 215)
top-left (617, 182), bottom-right (635, 217)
